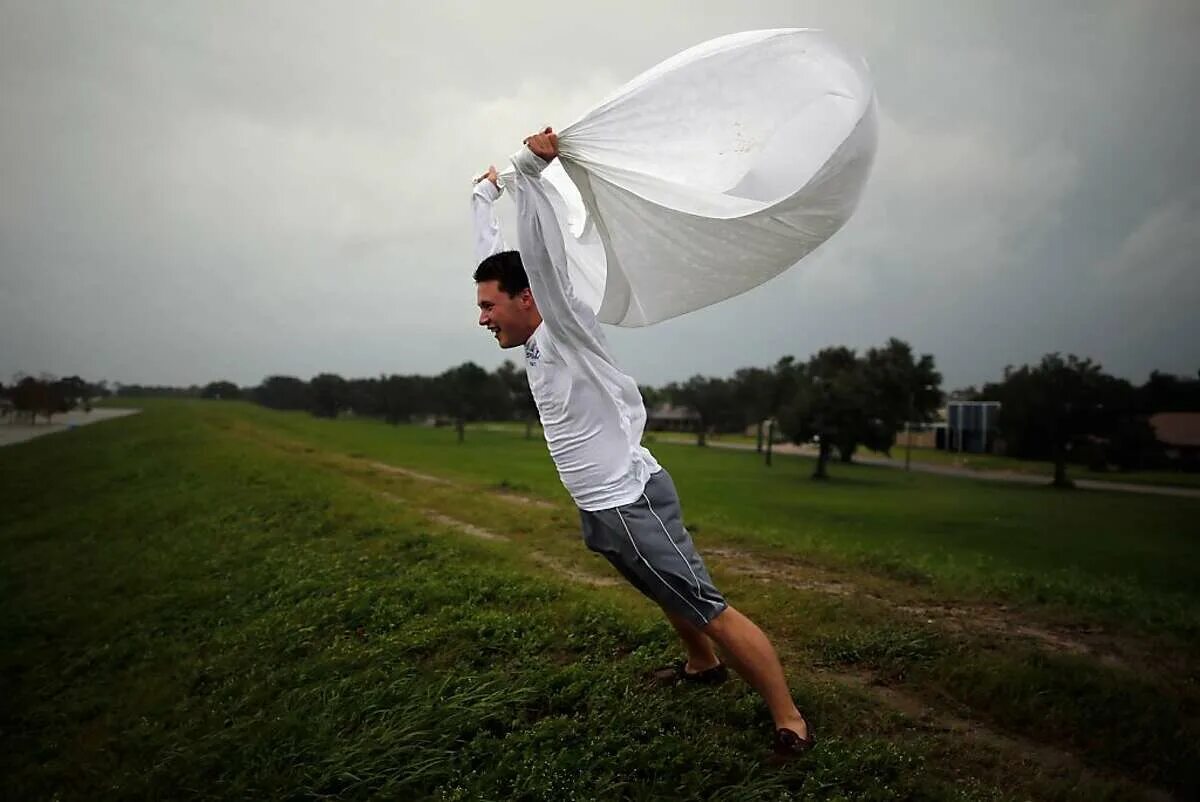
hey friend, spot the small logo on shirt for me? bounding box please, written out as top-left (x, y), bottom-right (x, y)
top-left (524, 339), bottom-right (541, 366)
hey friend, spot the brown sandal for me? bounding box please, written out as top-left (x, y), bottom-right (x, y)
top-left (650, 659), bottom-right (729, 685)
top-left (772, 717), bottom-right (816, 757)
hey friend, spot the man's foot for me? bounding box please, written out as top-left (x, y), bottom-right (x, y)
top-left (771, 713), bottom-right (815, 758)
top-left (650, 659), bottom-right (729, 685)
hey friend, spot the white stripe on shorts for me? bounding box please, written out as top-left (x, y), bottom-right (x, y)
top-left (615, 505), bottom-right (707, 623)
top-left (643, 492), bottom-right (705, 599)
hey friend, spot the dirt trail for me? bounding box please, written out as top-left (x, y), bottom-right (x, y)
top-left (357, 448), bottom-right (1162, 675)
top-left (825, 668), bottom-right (1176, 802)
top-left (374, 489), bottom-right (616, 587)
top-left (707, 546), bottom-right (1145, 672)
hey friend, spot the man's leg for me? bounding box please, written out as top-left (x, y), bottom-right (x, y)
top-left (703, 605), bottom-right (809, 738)
top-left (664, 610), bottom-right (721, 673)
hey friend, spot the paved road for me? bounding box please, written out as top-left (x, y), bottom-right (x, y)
top-left (0, 408), bottom-right (141, 447)
top-left (664, 437), bottom-right (1200, 499)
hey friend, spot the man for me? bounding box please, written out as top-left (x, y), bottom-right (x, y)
top-left (471, 128), bottom-right (814, 757)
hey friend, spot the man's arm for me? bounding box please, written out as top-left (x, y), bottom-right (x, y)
top-left (471, 164), bottom-right (506, 264)
top-left (509, 129), bottom-right (611, 361)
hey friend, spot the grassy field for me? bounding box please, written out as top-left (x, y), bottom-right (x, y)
top-left (645, 429), bottom-right (1200, 490)
top-left (3, 399), bottom-right (1198, 800)
top-left (861, 445), bottom-right (1200, 489)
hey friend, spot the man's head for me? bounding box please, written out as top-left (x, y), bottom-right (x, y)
top-left (475, 250), bottom-right (542, 349)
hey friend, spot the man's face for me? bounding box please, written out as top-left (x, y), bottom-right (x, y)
top-left (477, 280), bottom-right (536, 349)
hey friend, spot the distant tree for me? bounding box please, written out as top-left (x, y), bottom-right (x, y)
top-left (201, 380), bottom-right (241, 400)
top-left (344, 377), bottom-right (383, 417)
top-left (860, 338), bottom-right (942, 459)
top-left (115, 383), bottom-right (199, 398)
top-left (377, 375), bottom-right (416, 424)
top-left (1105, 414), bottom-right (1164, 472)
top-left (779, 347), bottom-right (866, 480)
top-left (1138, 370), bottom-right (1200, 412)
top-left (670, 375), bottom-right (738, 447)
top-left (438, 362), bottom-right (505, 442)
top-left (639, 384), bottom-right (665, 412)
top-left (310, 373), bottom-right (349, 419)
top-left (12, 376), bottom-right (53, 423)
top-left (732, 366), bottom-right (774, 453)
top-left (495, 360), bottom-right (538, 438)
top-left (763, 357), bottom-right (800, 467)
top-left (11, 377), bottom-right (37, 422)
top-left (45, 375), bottom-right (85, 420)
top-left (252, 375), bottom-right (311, 411)
top-left (982, 354), bottom-right (1116, 488)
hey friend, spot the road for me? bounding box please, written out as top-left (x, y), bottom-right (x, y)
top-left (0, 408), bottom-right (140, 447)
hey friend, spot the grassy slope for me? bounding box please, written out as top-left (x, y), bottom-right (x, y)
top-left (232, 402), bottom-right (1200, 640)
top-left (3, 400), bottom-right (1197, 800)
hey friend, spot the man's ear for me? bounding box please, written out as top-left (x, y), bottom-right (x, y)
top-left (520, 287), bottom-right (535, 308)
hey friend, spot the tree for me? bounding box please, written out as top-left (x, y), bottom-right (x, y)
top-left (378, 374), bottom-right (434, 424)
top-left (201, 380), bottom-right (241, 400)
top-left (438, 362), bottom-right (505, 442)
top-left (495, 360), bottom-right (538, 438)
top-left (11, 376), bottom-right (63, 423)
top-left (860, 338), bottom-right (942, 459)
top-left (1138, 370), bottom-right (1200, 412)
top-left (982, 354), bottom-right (1115, 488)
top-left (763, 357), bottom-right (800, 467)
top-left (310, 373), bottom-right (349, 419)
top-left (11, 377), bottom-right (42, 423)
top-left (639, 384), bottom-right (665, 412)
top-left (252, 376), bottom-right (311, 411)
top-left (778, 347), bottom-right (866, 479)
top-left (732, 367), bottom-right (774, 453)
top-left (670, 375), bottom-right (738, 447)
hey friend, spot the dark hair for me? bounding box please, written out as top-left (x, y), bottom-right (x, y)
top-left (474, 250), bottom-right (529, 297)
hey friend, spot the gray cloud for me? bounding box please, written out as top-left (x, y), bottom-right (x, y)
top-left (2, 0), bottom-right (1197, 389)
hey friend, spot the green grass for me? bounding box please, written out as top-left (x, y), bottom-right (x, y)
top-left (863, 444), bottom-right (1200, 489)
top-left (647, 425), bottom-right (1200, 489)
top-left (208, 402), bottom-right (1200, 641)
top-left (3, 399), bottom-right (1197, 800)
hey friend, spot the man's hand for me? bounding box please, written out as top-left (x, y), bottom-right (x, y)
top-left (473, 164), bottom-right (499, 187)
top-left (523, 127), bottom-right (559, 162)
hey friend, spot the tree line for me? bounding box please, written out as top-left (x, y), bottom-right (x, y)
top-left (0, 375), bottom-right (104, 423)
top-left (7, 339), bottom-right (1196, 485)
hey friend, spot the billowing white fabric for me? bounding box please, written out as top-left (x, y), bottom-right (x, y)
top-left (497, 28), bottom-right (877, 327)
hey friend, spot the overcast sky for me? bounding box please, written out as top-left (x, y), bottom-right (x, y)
top-left (2, 0), bottom-right (1197, 390)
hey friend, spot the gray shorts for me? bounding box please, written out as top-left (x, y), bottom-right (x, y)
top-left (579, 469), bottom-right (727, 628)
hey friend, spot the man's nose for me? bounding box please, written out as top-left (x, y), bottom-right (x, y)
top-left (478, 311), bottom-right (488, 326)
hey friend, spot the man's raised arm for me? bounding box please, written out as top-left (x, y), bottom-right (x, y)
top-left (507, 128), bottom-right (609, 358)
top-left (471, 164), bottom-right (506, 264)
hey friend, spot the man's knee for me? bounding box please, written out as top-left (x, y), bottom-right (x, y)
top-left (700, 603), bottom-right (734, 636)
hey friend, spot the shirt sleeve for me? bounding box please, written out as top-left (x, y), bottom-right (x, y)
top-left (507, 147), bottom-right (613, 363)
top-left (471, 178), bottom-right (506, 264)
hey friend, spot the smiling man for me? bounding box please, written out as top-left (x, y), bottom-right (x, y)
top-left (470, 128), bottom-right (814, 758)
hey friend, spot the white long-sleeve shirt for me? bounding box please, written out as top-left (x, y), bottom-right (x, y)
top-left (472, 148), bottom-right (660, 511)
